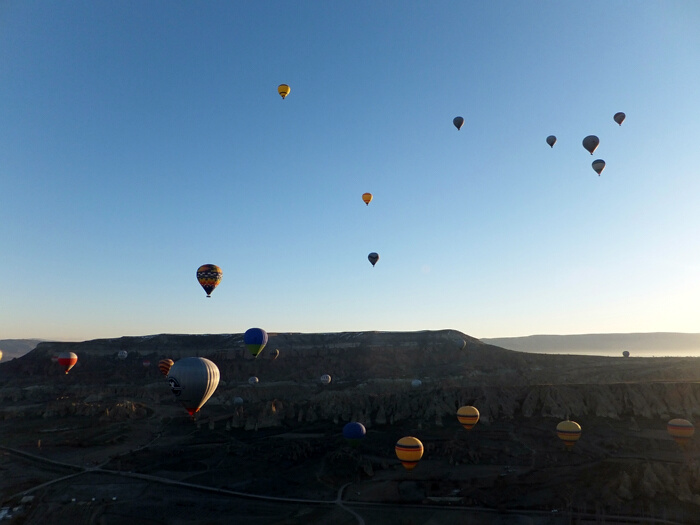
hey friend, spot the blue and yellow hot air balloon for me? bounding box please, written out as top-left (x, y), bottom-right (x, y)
top-left (457, 406), bottom-right (480, 430)
top-left (343, 422), bottom-right (366, 447)
top-left (197, 264), bottom-right (222, 297)
top-left (244, 328), bottom-right (268, 358)
top-left (395, 436), bottom-right (424, 470)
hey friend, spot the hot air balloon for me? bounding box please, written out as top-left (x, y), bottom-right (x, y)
top-left (592, 159), bottom-right (606, 176)
top-left (278, 84), bottom-right (290, 99)
top-left (453, 117), bottom-right (464, 130)
top-left (622, 351), bottom-right (630, 358)
top-left (167, 357), bottom-right (220, 416)
top-left (411, 379), bottom-right (422, 388)
top-left (582, 135), bottom-right (600, 155)
top-left (142, 359), bottom-right (151, 368)
top-left (668, 419), bottom-right (695, 446)
top-left (546, 135), bottom-right (557, 148)
top-left (159, 359), bottom-right (174, 376)
top-left (196, 264), bottom-right (222, 297)
top-left (58, 352), bottom-right (78, 374)
top-left (320, 374), bottom-right (331, 385)
top-left (269, 348), bottom-right (279, 361)
top-left (614, 112), bottom-right (626, 126)
top-left (248, 376), bottom-right (259, 385)
top-left (0, 350), bottom-right (3, 361)
top-left (117, 350), bottom-right (128, 360)
top-left (233, 396), bottom-right (244, 405)
top-left (368, 252), bottom-right (379, 267)
top-left (556, 420), bottom-right (582, 449)
top-left (343, 422), bottom-right (366, 447)
top-left (51, 353), bottom-right (59, 363)
top-left (244, 328), bottom-right (268, 358)
top-left (395, 436), bottom-right (423, 470)
top-left (457, 406), bottom-right (480, 430)
top-left (362, 193), bottom-right (373, 206)
top-left (460, 339), bottom-right (467, 350)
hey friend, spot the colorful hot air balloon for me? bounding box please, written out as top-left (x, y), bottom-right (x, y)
top-left (453, 116), bottom-right (464, 130)
top-left (117, 350), bottom-right (128, 360)
top-left (278, 84), bottom-right (290, 99)
top-left (196, 264), bottom-right (222, 297)
top-left (667, 419), bottom-right (695, 446)
top-left (614, 112), bottom-right (626, 126)
top-left (269, 348), bottom-right (279, 361)
top-left (167, 357), bottom-right (220, 416)
top-left (248, 376), bottom-right (259, 385)
top-left (159, 358), bottom-right (174, 376)
top-left (556, 420), bottom-right (582, 449)
top-left (457, 406), bottom-right (480, 430)
top-left (546, 135), bottom-right (557, 148)
top-left (395, 436), bottom-right (424, 470)
top-left (582, 135), bottom-right (600, 155)
top-left (622, 351), bottom-right (630, 358)
top-left (320, 374), bottom-right (331, 385)
top-left (362, 193), bottom-right (373, 206)
top-left (592, 159), bottom-right (606, 176)
top-left (57, 352), bottom-right (78, 374)
top-left (244, 328), bottom-right (268, 358)
top-left (368, 252), bottom-right (379, 267)
top-left (343, 422), bottom-right (366, 447)
top-left (142, 359), bottom-right (151, 368)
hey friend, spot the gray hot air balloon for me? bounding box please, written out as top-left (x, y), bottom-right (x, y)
top-left (320, 374), bottom-right (331, 385)
top-left (117, 350), bottom-right (128, 360)
top-left (167, 357), bottom-right (220, 416)
top-left (592, 159), bottom-right (606, 176)
top-left (411, 379), bottom-right (422, 387)
top-left (453, 116), bottom-right (464, 130)
top-left (614, 112), bottom-right (626, 126)
top-left (368, 252), bottom-right (379, 267)
top-left (582, 135), bottom-right (600, 155)
top-left (248, 376), bottom-right (259, 385)
top-left (546, 135), bottom-right (557, 148)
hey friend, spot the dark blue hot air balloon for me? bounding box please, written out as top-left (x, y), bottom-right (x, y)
top-left (343, 422), bottom-right (366, 447)
top-left (244, 328), bottom-right (268, 358)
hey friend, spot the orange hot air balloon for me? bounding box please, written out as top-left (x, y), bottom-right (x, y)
top-left (395, 436), bottom-right (424, 470)
top-left (457, 406), bottom-right (480, 430)
top-left (57, 352), bottom-right (78, 374)
top-left (196, 264), bottom-right (222, 297)
top-left (159, 359), bottom-right (174, 376)
top-left (556, 420), bottom-right (582, 449)
top-left (362, 193), bottom-right (373, 206)
top-left (278, 84), bottom-right (290, 99)
top-left (667, 418), bottom-right (695, 446)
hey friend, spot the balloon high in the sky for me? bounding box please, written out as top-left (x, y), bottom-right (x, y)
top-left (159, 358), bottom-right (174, 376)
top-left (320, 374), bottom-right (331, 385)
top-left (556, 420), bottom-right (582, 449)
top-left (196, 264), bottom-right (222, 298)
top-left (582, 135), bottom-right (600, 155)
top-left (667, 419), bottom-right (695, 446)
top-left (58, 352), bottom-right (78, 374)
top-left (343, 422), bottom-right (366, 447)
top-left (362, 193), bottom-right (373, 206)
top-left (167, 357), bottom-right (220, 416)
top-left (592, 159), bottom-right (606, 176)
top-left (614, 112), bottom-right (626, 126)
top-left (244, 328), bottom-right (268, 358)
top-left (278, 84), bottom-right (290, 99)
top-left (395, 436), bottom-right (424, 470)
top-left (546, 135), bottom-right (557, 148)
top-left (368, 252), bottom-right (379, 267)
top-left (453, 116), bottom-right (464, 130)
top-left (457, 406), bottom-right (480, 430)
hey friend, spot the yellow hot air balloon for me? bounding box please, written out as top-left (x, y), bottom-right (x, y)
top-left (362, 193), bottom-right (373, 206)
top-left (556, 420), bottom-right (581, 449)
top-left (278, 84), bottom-right (290, 99)
top-left (395, 436), bottom-right (423, 470)
top-left (457, 406), bottom-right (480, 430)
top-left (667, 418), bottom-right (695, 446)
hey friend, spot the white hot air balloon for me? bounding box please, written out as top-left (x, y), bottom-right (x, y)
top-left (167, 357), bottom-right (220, 416)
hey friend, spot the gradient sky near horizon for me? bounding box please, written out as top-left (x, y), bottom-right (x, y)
top-left (2, 1), bottom-right (699, 341)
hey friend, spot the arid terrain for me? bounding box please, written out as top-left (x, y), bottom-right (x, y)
top-left (1, 330), bottom-right (699, 524)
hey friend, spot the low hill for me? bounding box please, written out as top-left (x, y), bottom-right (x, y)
top-left (0, 339), bottom-right (44, 360)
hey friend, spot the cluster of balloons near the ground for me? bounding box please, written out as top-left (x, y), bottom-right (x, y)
top-left (545, 112), bottom-right (626, 176)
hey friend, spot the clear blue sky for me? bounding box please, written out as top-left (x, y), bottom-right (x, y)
top-left (1, 1), bottom-right (699, 341)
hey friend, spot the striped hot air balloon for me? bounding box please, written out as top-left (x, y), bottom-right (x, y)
top-left (457, 406), bottom-right (480, 430)
top-left (166, 357), bottom-right (220, 416)
top-left (556, 420), bottom-right (582, 449)
top-left (395, 436), bottom-right (424, 470)
top-left (667, 419), bottom-right (695, 446)
top-left (57, 352), bottom-right (78, 374)
top-left (159, 359), bottom-right (174, 376)
top-left (196, 264), bottom-right (222, 297)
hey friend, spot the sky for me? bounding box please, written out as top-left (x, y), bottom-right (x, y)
top-left (1, 1), bottom-right (700, 341)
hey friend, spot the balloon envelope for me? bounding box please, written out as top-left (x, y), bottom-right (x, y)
top-left (411, 379), bottom-right (422, 387)
top-left (622, 351), bottom-right (630, 358)
top-left (197, 264), bottom-right (222, 297)
top-left (592, 159), bottom-right (606, 176)
top-left (362, 193), bottom-right (373, 206)
top-left (159, 358), bottom-right (174, 376)
top-left (320, 374), bottom-right (331, 385)
top-left (453, 116), bottom-right (464, 130)
top-left (395, 436), bottom-right (423, 470)
top-left (457, 406), bottom-right (480, 430)
top-left (117, 350), bottom-right (128, 360)
top-left (278, 84), bottom-right (290, 99)
top-left (244, 328), bottom-right (268, 357)
top-left (343, 422), bottom-right (366, 447)
top-left (546, 135), bottom-right (557, 148)
top-left (668, 418), bottom-right (695, 445)
top-left (556, 420), bottom-right (582, 448)
top-left (58, 352), bottom-right (78, 374)
top-left (142, 360), bottom-right (151, 368)
top-left (167, 357), bottom-right (220, 416)
top-left (270, 348), bottom-right (279, 361)
top-left (248, 376), bottom-right (259, 385)
top-left (368, 252), bottom-right (379, 267)
top-left (582, 135), bottom-right (600, 155)
top-left (614, 112), bottom-right (626, 126)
